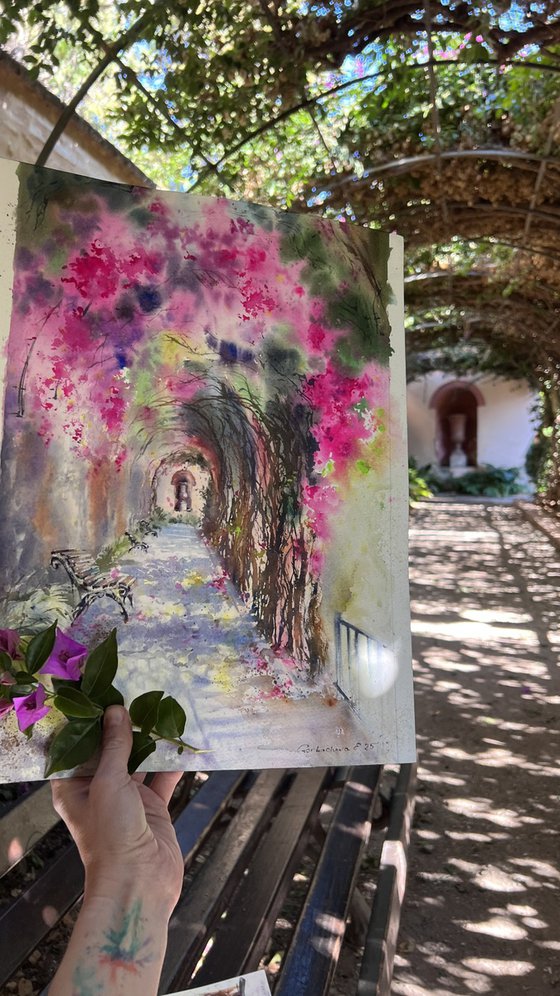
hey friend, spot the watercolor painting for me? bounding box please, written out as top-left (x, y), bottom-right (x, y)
top-left (0, 160), bottom-right (414, 780)
top-left (165, 969), bottom-right (271, 995)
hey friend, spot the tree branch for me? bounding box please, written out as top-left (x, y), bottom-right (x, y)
top-left (188, 58), bottom-right (560, 191)
top-left (85, 23), bottom-right (233, 189)
top-left (35, 1), bottom-right (167, 168)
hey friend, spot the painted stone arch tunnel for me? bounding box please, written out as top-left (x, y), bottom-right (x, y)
top-left (142, 376), bottom-right (328, 677)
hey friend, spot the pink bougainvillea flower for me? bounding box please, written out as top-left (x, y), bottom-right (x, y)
top-left (38, 631), bottom-right (88, 682)
top-left (0, 698), bottom-right (14, 719)
top-left (13, 684), bottom-right (49, 732)
top-left (0, 628), bottom-right (21, 659)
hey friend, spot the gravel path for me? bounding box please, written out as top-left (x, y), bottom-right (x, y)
top-left (393, 500), bottom-right (560, 995)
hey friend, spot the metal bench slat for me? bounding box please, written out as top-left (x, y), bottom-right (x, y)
top-left (161, 768), bottom-right (287, 993)
top-left (173, 770), bottom-right (247, 867)
top-left (357, 763), bottom-right (417, 996)
top-left (0, 784), bottom-right (58, 877)
top-left (0, 843), bottom-right (84, 988)
top-left (275, 764), bottom-right (383, 996)
top-left (190, 767), bottom-right (329, 988)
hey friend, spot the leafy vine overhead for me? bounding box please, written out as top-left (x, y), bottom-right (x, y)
top-left (3, 1), bottom-right (560, 503)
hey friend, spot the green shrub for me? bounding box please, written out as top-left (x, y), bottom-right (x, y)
top-left (452, 465), bottom-right (523, 497)
top-left (525, 429), bottom-right (553, 494)
top-left (408, 459), bottom-right (433, 503)
top-left (408, 462), bottom-right (524, 498)
top-left (96, 534), bottom-right (132, 571)
top-left (0, 578), bottom-right (74, 632)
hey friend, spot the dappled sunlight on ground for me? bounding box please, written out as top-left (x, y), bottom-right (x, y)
top-left (392, 501), bottom-right (560, 996)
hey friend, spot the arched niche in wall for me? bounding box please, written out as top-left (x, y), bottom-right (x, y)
top-left (151, 450), bottom-right (213, 520)
top-left (171, 468), bottom-right (196, 512)
top-left (429, 380), bottom-right (485, 468)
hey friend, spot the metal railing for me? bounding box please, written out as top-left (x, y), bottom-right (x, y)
top-left (334, 612), bottom-right (383, 709)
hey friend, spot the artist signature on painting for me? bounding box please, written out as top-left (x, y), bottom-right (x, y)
top-left (296, 741), bottom-right (377, 755)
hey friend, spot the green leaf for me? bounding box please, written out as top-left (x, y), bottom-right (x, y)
top-left (44, 718), bottom-right (102, 777)
top-left (52, 678), bottom-right (81, 693)
top-left (14, 670), bottom-right (34, 683)
top-left (0, 650), bottom-right (13, 673)
top-left (81, 629), bottom-right (118, 700)
top-left (154, 696), bottom-right (186, 739)
top-left (26, 621), bottom-right (57, 674)
top-left (128, 730), bottom-right (157, 774)
top-left (129, 690), bottom-right (164, 733)
top-left (96, 684), bottom-right (124, 708)
top-left (53, 687), bottom-right (103, 719)
top-left (9, 682), bottom-right (37, 697)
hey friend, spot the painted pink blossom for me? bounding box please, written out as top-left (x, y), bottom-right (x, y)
top-left (0, 628), bottom-right (21, 659)
top-left (38, 631), bottom-right (87, 681)
top-left (13, 684), bottom-right (50, 732)
top-left (207, 572), bottom-right (229, 593)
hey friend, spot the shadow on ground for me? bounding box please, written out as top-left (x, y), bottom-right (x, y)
top-left (392, 501), bottom-right (560, 995)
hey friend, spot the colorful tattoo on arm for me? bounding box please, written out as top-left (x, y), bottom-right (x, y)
top-left (71, 964), bottom-right (103, 995)
top-left (98, 899), bottom-right (153, 981)
top-left (70, 900), bottom-right (154, 994)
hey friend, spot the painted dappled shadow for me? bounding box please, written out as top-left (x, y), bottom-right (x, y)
top-left (70, 523), bottom-right (366, 768)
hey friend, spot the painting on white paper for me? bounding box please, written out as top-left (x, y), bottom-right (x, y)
top-left (0, 160), bottom-right (414, 780)
top-left (164, 968), bottom-right (271, 995)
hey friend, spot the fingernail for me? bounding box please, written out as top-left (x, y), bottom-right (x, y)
top-left (105, 705), bottom-right (124, 726)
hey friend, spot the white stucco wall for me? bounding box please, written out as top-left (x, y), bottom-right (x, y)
top-left (0, 59), bottom-right (151, 472)
top-left (0, 55), bottom-right (149, 184)
top-left (407, 372), bottom-right (537, 473)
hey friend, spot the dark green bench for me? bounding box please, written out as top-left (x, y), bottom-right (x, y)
top-left (0, 763), bottom-right (416, 995)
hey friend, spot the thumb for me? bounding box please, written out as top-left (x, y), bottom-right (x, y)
top-left (95, 705), bottom-right (133, 781)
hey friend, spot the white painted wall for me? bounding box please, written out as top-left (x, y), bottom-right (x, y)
top-left (0, 60), bottom-right (150, 477)
top-left (0, 55), bottom-right (149, 184)
top-left (407, 372), bottom-right (537, 473)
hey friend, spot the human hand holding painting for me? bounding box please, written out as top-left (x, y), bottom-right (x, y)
top-left (49, 706), bottom-right (184, 996)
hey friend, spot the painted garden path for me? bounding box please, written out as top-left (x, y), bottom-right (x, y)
top-left (391, 500), bottom-right (560, 996)
top-left (71, 523), bottom-right (366, 771)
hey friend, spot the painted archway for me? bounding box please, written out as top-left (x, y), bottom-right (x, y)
top-left (171, 468), bottom-right (196, 511)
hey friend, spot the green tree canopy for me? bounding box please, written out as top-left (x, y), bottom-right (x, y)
top-left (2, 0), bottom-right (560, 500)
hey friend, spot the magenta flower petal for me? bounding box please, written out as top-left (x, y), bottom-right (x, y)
top-left (0, 628), bottom-right (21, 659)
top-left (13, 685), bottom-right (50, 732)
top-left (0, 698), bottom-right (14, 719)
top-left (38, 630), bottom-right (87, 682)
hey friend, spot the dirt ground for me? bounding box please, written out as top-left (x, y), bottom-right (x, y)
top-left (391, 499), bottom-right (560, 996)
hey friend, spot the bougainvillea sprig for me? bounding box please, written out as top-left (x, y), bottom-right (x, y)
top-left (0, 622), bottom-right (201, 776)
